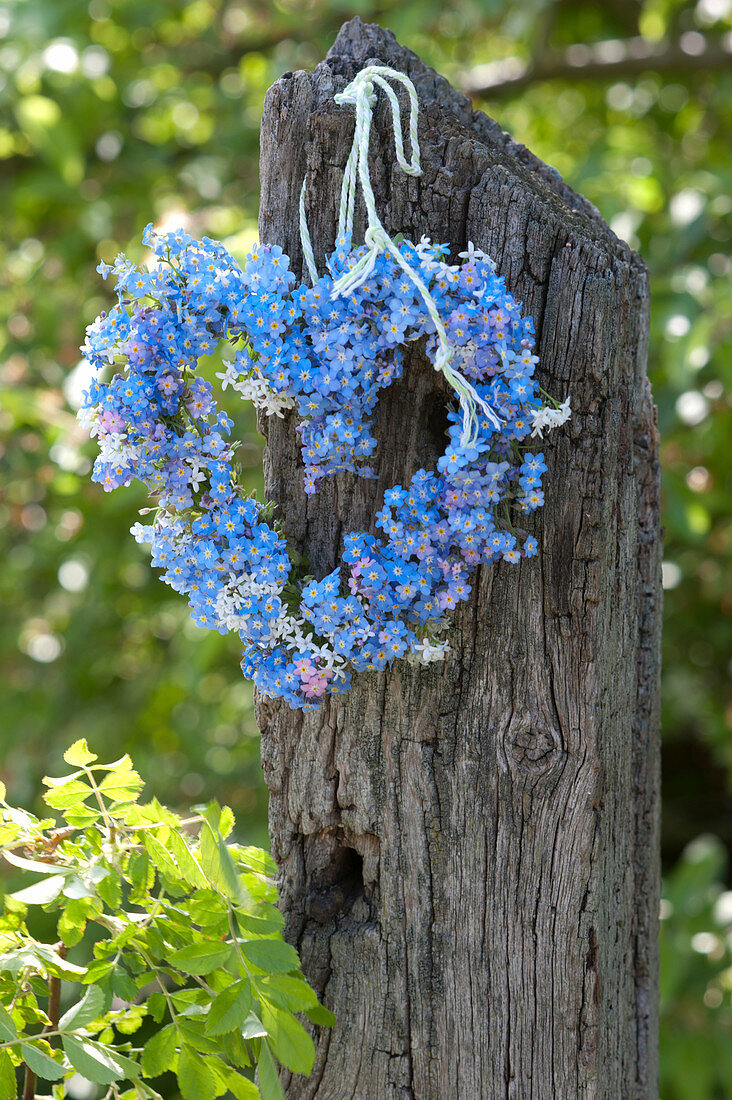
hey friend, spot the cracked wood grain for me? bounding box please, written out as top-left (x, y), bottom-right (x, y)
top-left (255, 17), bottom-right (661, 1099)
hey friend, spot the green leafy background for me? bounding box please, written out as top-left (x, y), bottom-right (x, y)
top-left (0, 1), bottom-right (730, 1096)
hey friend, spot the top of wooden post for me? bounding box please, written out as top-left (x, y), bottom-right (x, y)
top-left (260, 16), bottom-right (645, 278)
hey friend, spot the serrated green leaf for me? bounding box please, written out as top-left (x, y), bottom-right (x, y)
top-left (141, 1023), bottom-right (177, 1077)
top-left (98, 753), bottom-right (134, 772)
top-left (0, 1007), bottom-right (15, 1043)
top-left (59, 984), bottom-right (106, 1030)
top-left (61, 874), bottom-right (96, 900)
top-left (97, 868), bottom-right (122, 908)
top-left (2, 850), bottom-right (75, 876)
top-left (62, 1036), bottom-right (127, 1085)
top-left (257, 1042), bottom-right (285, 1100)
top-left (146, 992), bottom-right (167, 1024)
top-left (186, 889), bottom-right (228, 928)
top-left (113, 1003), bottom-right (147, 1035)
top-left (42, 770), bottom-right (83, 788)
top-left (205, 979), bottom-right (252, 1036)
top-left (260, 1004), bottom-right (315, 1075)
top-left (34, 943), bottom-right (87, 979)
top-left (59, 897), bottom-right (92, 947)
top-left (304, 1002), bottom-right (336, 1027)
top-left (176, 1019), bottom-right (222, 1055)
top-left (42, 780), bottom-right (93, 811)
top-left (63, 739), bottom-right (98, 767)
top-left (111, 967), bottom-right (138, 1002)
top-left (84, 959), bottom-right (116, 983)
top-left (218, 806), bottom-right (235, 839)
top-left (238, 847), bottom-right (277, 877)
top-left (225, 1069), bottom-right (261, 1099)
top-left (236, 908), bottom-right (284, 936)
top-left (241, 1012), bottom-right (268, 1040)
top-left (10, 872), bottom-right (66, 905)
top-left (258, 975), bottom-right (318, 1012)
top-left (127, 849), bottom-right (154, 901)
top-left (200, 823), bottom-right (241, 900)
top-left (168, 830), bottom-right (207, 889)
top-left (0, 947), bottom-right (39, 975)
top-left (168, 940), bottom-right (232, 975)
top-left (176, 1046), bottom-right (225, 1100)
top-left (98, 766), bottom-right (143, 804)
top-left (0, 1050), bottom-right (15, 1100)
top-left (143, 833), bottom-right (180, 880)
top-left (240, 939), bottom-right (300, 974)
top-left (20, 1040), bottom-right (68, 1080)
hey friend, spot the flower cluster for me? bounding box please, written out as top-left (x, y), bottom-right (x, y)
top-left (79, 224), bottom-right (569, 708)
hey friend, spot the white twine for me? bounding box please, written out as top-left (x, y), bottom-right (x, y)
top-left (299, 64), bottom-right (502, 447)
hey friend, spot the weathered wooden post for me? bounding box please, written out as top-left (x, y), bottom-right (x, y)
top-left (256, 18), bottom-right (661, 1099)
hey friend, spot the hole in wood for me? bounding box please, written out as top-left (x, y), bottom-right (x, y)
top-left (305, 842), bottom-right (365, 923)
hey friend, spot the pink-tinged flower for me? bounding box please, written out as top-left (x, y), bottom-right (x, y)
top-left (437, 590), bottom-right (457, 611)
top-left (100, 410), bottom-right (126, 433)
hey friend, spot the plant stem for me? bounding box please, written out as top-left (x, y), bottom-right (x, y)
top-left (22, 943), bottom-right (66, 1100)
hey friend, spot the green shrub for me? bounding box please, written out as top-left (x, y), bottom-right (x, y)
top-left (0, 740), bottom-right (332, 1099)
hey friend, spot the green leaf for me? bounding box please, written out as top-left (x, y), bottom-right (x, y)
top-left (61, 874), bottom-right (96, 900)
top-left (225, 1069), bottom-right (261, 1099)
top-left (65, 804), bottom-right (102, 828)
top-left (141, 1024), bottom-right (177, 1077)
top-left (206, 980), bottom-right (252, 1036)
top-left (176, 1047), bottom-right (225, 1100)
top-left (9, 873), bottom-right (66, 905)
top-left (63, 739), bottom-right (98, 767)
top-left (261, 1004), bottom-right (315, 1075)
top-left (0, 1005), bottom-right (17, 1042)
top-left (42, 779), bottom-right (93, 811)
top-left (0, 1050), bottom-right (15, 1100)
top-left (62, 1036), bottom-right (130, 1085)
top-left (186, 889), bottom-right (228, 928)
top-left (2, 850), bottom-right (75, 876)
top-left (304, 1003), bottom-right (336, 1027)
top-left (144, 833), bottom-right (180, 880)
top-left (236, 907), bottom-right (284, 936)
top-left (42, 770), bottom-right (83, 787)
top-left (20, 1040), bottom-right (68, 1081)
top-left (258, 975), bottom-right (318, 1012)
top-left (168, 940), bottom-right (233, 975)
top-left (127, 849), bottom-right (154, 901)
top-left (241, 1012), bottom-right (268, 1040)
top-left (59, 897), bottom-right (94, 947)
top-left (200, 823), bottom-right (241, 900)
top-left (238, 848), bottom-right (277, 877)
top-left (34, 943), bottom-right (87, 979)
top-left (59, 984), bottom-right (106, 1030)
top-left (257, 1042), bottom-right (285, 1100)
top-left (218, 806), bottom-right (235, 839)
top-left (98, 765), bottom-right (143, 804)
top-left (176, 1020), bottom-right (223, 1055)
top-left (97, 868), bottom-right (122, 909)
top-left (168, 830), bottom-right (208, 889)
top-left (240, 939), bottom-right (301, 974)
top-left (111, 967), bottom-right (138, 1002)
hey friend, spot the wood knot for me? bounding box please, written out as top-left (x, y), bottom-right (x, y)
top-left (503, 722), bottom-right (564, 778)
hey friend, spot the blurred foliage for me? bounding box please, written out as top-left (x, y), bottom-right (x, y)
top-left (0, 0), bottom-right (730, 1094)
top-left (660, 836), bottom-right (732, 1100)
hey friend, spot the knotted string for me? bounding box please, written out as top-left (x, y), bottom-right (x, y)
top-left (299, 64), bottom-right (502, 447)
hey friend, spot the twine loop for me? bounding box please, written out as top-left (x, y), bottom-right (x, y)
top-left (299, 65), bottom-right (502, 447)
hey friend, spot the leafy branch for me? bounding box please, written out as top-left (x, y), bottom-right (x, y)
top-left (0, 740), bottom-right (334, 1100)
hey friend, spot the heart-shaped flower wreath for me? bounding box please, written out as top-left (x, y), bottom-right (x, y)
top-left (79, 66), bottom-right (571, 709)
